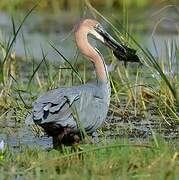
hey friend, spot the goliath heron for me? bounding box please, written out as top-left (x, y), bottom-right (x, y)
top-left (26, 19), bottom-right (140, 148)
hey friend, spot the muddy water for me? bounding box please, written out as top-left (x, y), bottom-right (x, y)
top-left (0, 113), bottom-right (52, 149)
top-left (0, 9), bottom-right (178, 149)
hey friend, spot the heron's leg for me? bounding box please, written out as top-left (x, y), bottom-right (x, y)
top-left (52, 134), bottom-right (64, 150)
top-left (92, 131), bottom-right (99, 144)
top-left (52, 136), bottom-right (59, 149)
top-left (71, 134), bottom-right (84, 152)
top-left (70, 134), bottom-right (84, 160)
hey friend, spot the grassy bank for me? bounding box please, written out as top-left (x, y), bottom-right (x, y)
top-left (0, 138), bottom-right (179, 179)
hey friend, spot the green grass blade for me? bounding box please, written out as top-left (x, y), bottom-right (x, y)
top-left (2, 5), bottom-right (37, 65)
top-left (27, 54), bottom-right (47, 90)
top-left (49, 43), bottom-right (83, 83)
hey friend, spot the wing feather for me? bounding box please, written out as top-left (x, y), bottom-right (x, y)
top-left (31, 87), bottom-right (81, 126)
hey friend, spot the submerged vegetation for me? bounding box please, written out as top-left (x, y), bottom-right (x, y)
top-left (0, 0), bottom-right (179, 179)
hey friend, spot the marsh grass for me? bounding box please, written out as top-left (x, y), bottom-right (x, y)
top-left (0, 138), bottom-right (179, 179)
top-left (0, 6), bottom-right (37, 112)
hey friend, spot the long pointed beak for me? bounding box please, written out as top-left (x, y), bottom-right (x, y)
top-left (94, 24), bottom-right (141, 63)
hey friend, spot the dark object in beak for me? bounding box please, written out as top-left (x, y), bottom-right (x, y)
top-left (95, 24), bottom-right (141, 63)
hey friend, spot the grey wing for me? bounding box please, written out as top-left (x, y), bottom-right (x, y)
top-left (25, 87), bottom-right (80, 128)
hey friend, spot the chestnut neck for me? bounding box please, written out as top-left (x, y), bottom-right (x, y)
top-left (75, 27), bottom-right (108, 82)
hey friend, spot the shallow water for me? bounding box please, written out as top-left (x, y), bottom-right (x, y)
top-left (1, 112), bottom-right (178, 151)
top-left (0, 10), bottom-right (178, 61)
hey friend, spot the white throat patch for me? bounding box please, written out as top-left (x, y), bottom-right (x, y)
top-left (88, 29), bottom-right (104, 43)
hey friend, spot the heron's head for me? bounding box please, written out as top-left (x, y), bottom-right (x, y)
top-left (75, 19), bottom-right (140, 63)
